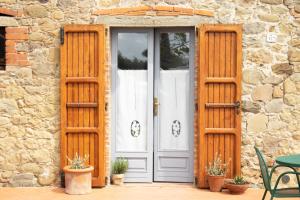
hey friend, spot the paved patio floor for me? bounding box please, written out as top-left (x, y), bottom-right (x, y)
top-left (1, 183), bottom-right (299, 200)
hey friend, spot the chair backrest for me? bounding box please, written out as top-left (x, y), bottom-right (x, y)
top-left (254, 146), bottom-right (271, 191)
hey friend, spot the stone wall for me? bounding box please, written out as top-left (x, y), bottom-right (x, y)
top-left (0, 0), bottom-right (299, 187)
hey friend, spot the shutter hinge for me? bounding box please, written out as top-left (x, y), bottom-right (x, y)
top-left (194, 177), bottom-right (198, 186)
top-left (196, 29), bottom-right (199, 37)
top-left (60, 27), bottom-right (64, 45)
top-left (105, 28), bottom-right (108, 36)
top-left (105, 176), bottom-right (108, 185)
top-left (195, 103), bottom-right (198, 111)
top-left (105, 102), bottom-right (108, 112)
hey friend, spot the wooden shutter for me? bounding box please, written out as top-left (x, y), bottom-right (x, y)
top-left (197, 25), bottom-right (242, 188)
top-left (60, 25), bottom-right (106, 187)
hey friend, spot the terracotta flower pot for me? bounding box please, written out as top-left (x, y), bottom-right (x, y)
top-left (207, 175), bottom-right (225, 192)
top-left (63, 166), bottom-right (94, 195)
top-left (225, 182), bottom-right (250, 194)
top-left (112, 174), bottom-right (124, 185)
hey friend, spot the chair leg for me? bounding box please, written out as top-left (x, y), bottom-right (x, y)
top-left (262, 189), bottom-right (267, 200)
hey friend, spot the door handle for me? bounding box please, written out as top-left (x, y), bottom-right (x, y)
top-left (154, 97), bottom-right (159, 116)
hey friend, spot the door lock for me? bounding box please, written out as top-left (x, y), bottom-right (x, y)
top-left (154, 97), bottom-right (159, 116)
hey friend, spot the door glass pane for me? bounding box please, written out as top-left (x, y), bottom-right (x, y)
top-left (118, 33), bottom-right (148, 70)
top-left (116, 32), bottom-right (148, 152)
top-left (160, 32), bottom-right (189, 70)
top-left (159, 32), bottom-right (190, 151)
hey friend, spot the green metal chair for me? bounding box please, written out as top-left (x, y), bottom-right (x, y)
top-left (254, 147), bottom-right (300, 200)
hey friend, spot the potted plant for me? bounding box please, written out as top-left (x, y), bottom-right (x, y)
top-left (111, 158), bottom-right (128, 185)
top-left (63, 153), bottom-right (93, 195)
top-left (206, 154), bottom-right (228, 192)
top-left (225, 176), bottom-right (250, 194)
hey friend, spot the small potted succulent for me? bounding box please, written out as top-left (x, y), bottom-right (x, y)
top-left (225, 176), bottom-right (250, 194)
top-left (206, 154), bottom-right (228, 192)
top-left (111, 158), bottom-right (128, 185)
top-left (63, 153), bottom-right (93, 195)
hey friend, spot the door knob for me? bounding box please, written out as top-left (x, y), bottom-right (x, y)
top-left (154, 97), bottom-right (159, 116)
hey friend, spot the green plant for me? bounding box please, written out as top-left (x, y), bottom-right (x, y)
top-left (233, 176), bottom-right (247, 185)
top-left (66, 153), bottom-right (89, 169)
top-left (112, 158), bottom-right (128, 174)
top-left (206, 153), bottom-right (229, 176)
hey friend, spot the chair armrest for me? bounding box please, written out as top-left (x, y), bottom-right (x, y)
top-left (270, 165), bottom-right (299, 179)
top-left (273, 171), bottom-right (300, 191)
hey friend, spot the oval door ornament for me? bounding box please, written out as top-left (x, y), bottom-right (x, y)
top-left (172, 120), bottom-right (181, 137)
top-left (131, 120), bottom-right (141, 137)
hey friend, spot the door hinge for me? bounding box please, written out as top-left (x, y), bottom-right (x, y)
top-left (195, 103), bottom-right (198, 112)
top-left (105, 28), bottom-right (108, 37)
top-left (194, 177), bottom-right (198, 186)
top-left (105, 102), bottom-right (108, 112)
top-left (60, 27), bottom-right (64, 45)
top-left (105, 176), bottom-right (108, 185)
top-left (196, 28), bottom-right (199, 37)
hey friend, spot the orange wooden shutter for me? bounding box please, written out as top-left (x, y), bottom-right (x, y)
top-left (197, 25), bottom-right (242, 188)
top-left (60, 25), bottom-right (106, 187)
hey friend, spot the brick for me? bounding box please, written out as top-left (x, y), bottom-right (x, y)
top-left (6, 53), bottom-right (27, 60)
top-left (6, 47), bottom-right (16, 53)
top-left (173, 7), bottom-right (193, 15)
top-left (6, 27), bottom-right (28, 34)
top-left (194, 9), bottom-right (214, 17)
top-left (5, 40), bottom-right (16, 47)
top-left (156, 11), bottom-right (179, 16)
top-left (0, 8), bottom-right (18, 17)
top-left (125, 11), bottom-right (147, 16)
top-left (130, 5), bottom-right (152, 12)
top-left (6, 33), bottom-right (28, 40)
top-left (17, 53), bottom-right (28, 60)
top-left (6, 53), bottom-right (17, 60)
top-left (6, 57), bottom-right (18, 65)
top-left (18, 60), bottom-right (30, 66)
top-left (154, 6), bottom-right (174, 12)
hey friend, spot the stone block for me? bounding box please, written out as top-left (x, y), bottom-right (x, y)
top-left (243, 22), bottom-right (265, 34)
top-left (243, 69), bottom-right (263, 85)
top-left (284, 94), bottom-right (300, 105)
top-left (260, 0), bottom-right (282, 4)
top-left (273, 85), bottom-right (283, 97)
top-left (288, 49), bottom-right (300, 62)
top-left (265, 99), bottom-right (284, 113)
top-left (284, 78), bottom-right (296, 93)
top-left (247, 114), bottom-right (268, 132)
top-left (242, 101), bottom-right (261, 113)
top-left (251, 84), bottom-right (273, 102)
top-left (25, 5), bottom-right (48, 18)
top-left (262, 76), bottom-right (283, 85)
top-left (0, 17), bottom-right (18, 27)
top-left (258, 14), bottom-right (280, 22)
top-left (271, 63), bottom-right (293, 75)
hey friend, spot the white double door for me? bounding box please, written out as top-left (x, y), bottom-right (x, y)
top-left (111, 28), bottom-right (194, 182)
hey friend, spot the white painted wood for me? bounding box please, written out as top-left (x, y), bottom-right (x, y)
top-left (154, 28), bottom-right (195, 182)
top-left (111, 28), bottom-right (154, 182)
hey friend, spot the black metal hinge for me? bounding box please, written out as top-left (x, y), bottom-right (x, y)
top-left (105, 176), bottom-right (108, 185)
top-left (60, 27), bottom-right (64, 45)
top-left (105, 28), bottom-right (108, 36)
top-left (195, 103), bottom-right (198, 112)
